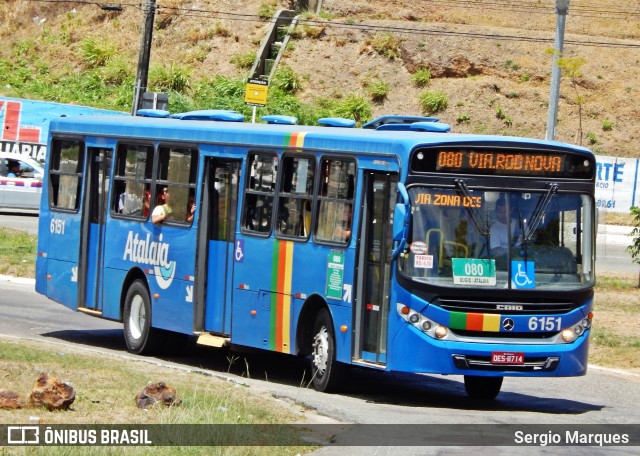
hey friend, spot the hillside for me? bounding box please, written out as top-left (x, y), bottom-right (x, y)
top-left (1, 0), bottom-right (639, 157)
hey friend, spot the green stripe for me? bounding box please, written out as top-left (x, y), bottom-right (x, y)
top-left (449, 311), bottom-right (467, 330)
top-left (269, 240), bottom-right (280, 351)
top-left (284, 133), bottom-right (292, 147)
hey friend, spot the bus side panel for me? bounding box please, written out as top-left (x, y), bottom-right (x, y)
top-left (231, 236), bottom-right (276, 349)
top-left (290, 242), bottom-right (355, 364)
top-left (41, 213), bottom-right (82, 308)
top-left (151, 277), bottom-right (194, 334)
top-left (101, 267), bottom-right (127, 320)
top-left (35, 211), bottom-right (50, 296)
top-left (45, 258), bottom-right (79, 310)
top-left (101, 222), bottom-right (196, 334)
top-left (231, 289), bottom-right (270, 348)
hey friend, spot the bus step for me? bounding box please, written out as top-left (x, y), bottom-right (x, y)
top-left (77, 307), bottom-right (103, 317)
top-left (196, 333), bottom-right (230, 348)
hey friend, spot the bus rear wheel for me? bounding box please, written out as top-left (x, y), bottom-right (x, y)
top-left (123, 280), bottom-right (159, 355)
top-left (463, 375), bottom-right (503, 400)
top-left (310, 308), bottom-right (344, 393)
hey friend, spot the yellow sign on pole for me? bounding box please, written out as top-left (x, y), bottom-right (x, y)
top-left (244, 78), bottom-right (269, 107)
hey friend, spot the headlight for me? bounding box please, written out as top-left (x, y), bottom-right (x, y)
top-left (397, 303), bottom-right (449, 340)
top-left (561, 314), bottom-right (593, 343)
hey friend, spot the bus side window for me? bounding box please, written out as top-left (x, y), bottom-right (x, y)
top-left (276, 155), bottom-right (315, 239)
top-left (154, 145), bottom-right (198, 224)
top-left (315, 158), bottom-right (356, 244)
top-left (242, 152), bottom-right (278, 234)
top-left (49, 138), bottom-right (84, 211)
top-left (112, 143), bottom-right (153, 218)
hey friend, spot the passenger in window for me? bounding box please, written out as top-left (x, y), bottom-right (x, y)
top-left (6, 160), bottom-right (21, 178)
top-left (143, 186), bottom-right (151, 217)
top-left (186, 190), bottom-right (196, 223)
top-left (333, 204), bottom-right (353, 243)
top-left (152, 186), bottom-right (172, 224)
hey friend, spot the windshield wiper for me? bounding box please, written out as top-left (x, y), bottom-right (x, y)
top-left (524, 183), bottom-right (558, 241)
top-left (455, 179), bottom-right (489, 237)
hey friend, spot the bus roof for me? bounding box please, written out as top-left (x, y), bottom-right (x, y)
top-left (48, 114), bottom-right (593, 161)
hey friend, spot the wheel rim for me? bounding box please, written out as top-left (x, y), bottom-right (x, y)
top-left (128, 294), bottom-right (146, 340)
top-left (312, 326), bottom-right (330, 376)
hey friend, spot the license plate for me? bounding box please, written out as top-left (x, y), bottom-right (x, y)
top-left (491, 352), bottom-right (524, 364)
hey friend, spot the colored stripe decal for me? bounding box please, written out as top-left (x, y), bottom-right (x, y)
top-left (449, 312), bottom-right (502, 332)
top-left (270, 240), bottom-right (294, 353)
top-left (483, 314), bottom-right (501, 332)
top-left (286, 131), bottom-right (307, 148)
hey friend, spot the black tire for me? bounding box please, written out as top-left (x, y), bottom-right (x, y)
top-left (464, 375), bottom-right (503, 400)
top-left (310, 308), bottom-right (345, 392)
top-left (123, 280), bottom-right (160, 355)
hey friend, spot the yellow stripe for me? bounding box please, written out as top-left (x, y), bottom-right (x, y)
top-left (282, 241), bottom-right (294, 352)
top-left (483, 314), bottom-right (501, 332)
top-left (295, 131), bottom-right (306, 148)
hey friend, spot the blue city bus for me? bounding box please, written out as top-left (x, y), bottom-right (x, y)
top-left (35, 112), bottom-right (596, 399)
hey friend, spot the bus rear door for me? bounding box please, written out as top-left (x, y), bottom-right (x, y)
top-left (354, 172), bottom-right (397, 365)
top-left (78, 146), bottom-right (112, 312)
top-left (195, 158), bottom-right (241, 335)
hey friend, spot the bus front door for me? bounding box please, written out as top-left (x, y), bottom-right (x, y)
top-left (354, 172), bottom-right (397, 365)
top-left (195, 158), bottom-right (240, 335)
top-left (78, 147), bottom-right (112, 312)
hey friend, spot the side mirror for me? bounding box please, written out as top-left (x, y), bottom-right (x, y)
top-left (393, 204), bottom-right (407, 241)
top-left (391, 183), bottom-right (410, 259)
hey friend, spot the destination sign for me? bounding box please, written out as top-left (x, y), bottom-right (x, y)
top-left (437, 150), bottom-right (564, 175)
top-left (411, 147), bottom-right (594, 179)
top-left (414, 192), bottom-right (482, 208)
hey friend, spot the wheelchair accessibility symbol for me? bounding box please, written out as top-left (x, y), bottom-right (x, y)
top-left (511, 261), bottom-right (535, 289)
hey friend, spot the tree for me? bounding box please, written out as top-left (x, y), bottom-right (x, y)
top-left (627, 206), bottom-right (640, 288)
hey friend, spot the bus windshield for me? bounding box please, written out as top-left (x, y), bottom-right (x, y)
top-left (398, 187), bottom-right (594, 290)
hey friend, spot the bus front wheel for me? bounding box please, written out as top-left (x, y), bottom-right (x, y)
top-left (123, 280), bottom-right (159, 355)
top-left (310, 308), bottom-right (344, 393)
top-left (463, 375), bottom-right (503, 400)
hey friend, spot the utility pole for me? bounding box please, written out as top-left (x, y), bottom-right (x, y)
top-left (545, 0), bottom-right (570, 141)
top-left (131, 0), bottom-right (156, 115)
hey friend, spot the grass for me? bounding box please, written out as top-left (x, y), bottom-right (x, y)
top-left (0, 339), bottom-right (314, 454)
top-left (0, 228), bottom-right (37, 277)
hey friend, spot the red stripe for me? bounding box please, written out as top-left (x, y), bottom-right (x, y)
top-left (467, 313), bottom-right (484, 331)
top-left (275, 241), bottom-right (288, 350)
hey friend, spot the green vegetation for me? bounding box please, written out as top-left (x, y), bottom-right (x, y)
top-left (411, 69), bottom-right (432, 87)
top-left (230, 51), bottom-right (256, 70)
top-left (271, 65), bottom-right (302, 94)
top-left (0, 228), bottom-right (36, 278)
top-left (586, 131), bottom-right (598, 145)
top-left (365, 79), bottom-right (390, 103)
top-left (495, 106), bottom-right (512, 127)
top-left (456, 114), bottom-right (471, 124)
top-left (257, 1), bottom-right (279, 21)
top-left (419, 90), bottom-right (448, 115)
top-left (602, 118), bottom-right (614, 131)
top-left (370, 33), bottom-right (403, 60)
top-left (331, 94), bottom-right (372, 125)
top-left (0, 339), bottom-right (313, 454)
top-left (627, 206), bottom-right (640, 287)
top-left (504, 59), bottom-right (520, 71)
top-left (80, 37), bottom-right (117, 69)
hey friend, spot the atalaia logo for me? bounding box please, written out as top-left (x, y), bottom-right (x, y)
top-left (122, 231), bottom-right (176, 289)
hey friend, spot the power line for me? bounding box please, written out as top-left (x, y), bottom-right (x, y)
top-left (22, 0), bottom-right (640, 49)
